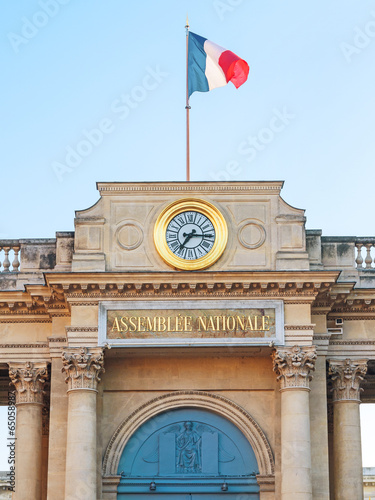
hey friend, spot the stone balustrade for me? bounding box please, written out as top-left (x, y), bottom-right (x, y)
top-left (0, 232), bottom-right (74, 273)
top-left (0, 241), bottom-right (20, 272)
top-left (355, 238), bottom-right (375, 269)
top-left (306, 231), bottom-right (375, 275)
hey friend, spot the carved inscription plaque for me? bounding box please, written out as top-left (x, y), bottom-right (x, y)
top-left (99, 300), bottom-right (284, 346)
top-left (107, 307), bottom-right (275, 339)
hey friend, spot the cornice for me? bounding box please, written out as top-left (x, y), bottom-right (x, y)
top-left (44, 272), bottom-right (338, 304)
top-left (96, 181), bottom-right (284, 196)
top-left (0, 343), bottom-right (48, 348)
top-left (329, 340), bottom-right (375, 345)
top-left (44, 270), bottom-right (341, 286)
top-left (284, 324), bottom-right (315, 330)
top-left (66, 326), bottom-right (98, 333)
top-left (0, 317), bottom-right (52, 324)
top-left (313, 335), bottom-right (330, 341)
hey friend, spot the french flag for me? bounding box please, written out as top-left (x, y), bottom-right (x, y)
top-left (188, 32), bottom-right (249, 98)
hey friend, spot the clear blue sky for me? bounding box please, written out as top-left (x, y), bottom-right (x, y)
top-left (0, 0), bottom-right (374, 469)
top-left (1, 0), bottom-right (375, 239)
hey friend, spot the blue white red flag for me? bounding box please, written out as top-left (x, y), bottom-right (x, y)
top-left (188, 32), bottom-right (249, 98)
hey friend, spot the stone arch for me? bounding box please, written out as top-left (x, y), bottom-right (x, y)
top-left (102, 390), bottom-right (274, 478)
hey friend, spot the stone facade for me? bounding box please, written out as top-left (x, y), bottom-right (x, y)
top-left (0, 181), bottom-right (374, 500)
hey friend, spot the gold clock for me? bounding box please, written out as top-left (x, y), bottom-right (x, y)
top-left (154, 199), bottom-right (228, 270)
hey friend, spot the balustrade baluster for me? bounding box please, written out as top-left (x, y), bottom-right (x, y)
top-left (2, 247), bottom-right (10, 272)
top-left (365, 244), bottom-right (373, 269)
top-left (355, 243), bottom-right (363, 269)
top-left (12, 247), bottom-right (20, 272)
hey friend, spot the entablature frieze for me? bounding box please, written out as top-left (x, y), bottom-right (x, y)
top-left (2, 272), bottom-right (375, 329)
top-left (326, 340), bottom-right (375, 360)
top-left (0, 344), bottom-right (51, 363)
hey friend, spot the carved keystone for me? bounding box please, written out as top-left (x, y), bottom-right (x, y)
top-left (8, 361), bottom-right (49, 405)
top-left (328, 359), bottom-right (368, 402)
top-left (272, 345), bottom-right (317, 390)
top-left (62, 347), bottom-right (105, 391)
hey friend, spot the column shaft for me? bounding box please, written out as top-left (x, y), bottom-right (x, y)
top-left (65, 390), bottom-right (97, 500)
top-left (333, 401), bottom-right (363, 500)
top-left (15, 404), bottom-right (43, 500)
top-left (281, 389), bottom-right (312, 499)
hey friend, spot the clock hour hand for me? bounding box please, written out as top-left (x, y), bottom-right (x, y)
top-left (180, 229), bottom-right (196, 249)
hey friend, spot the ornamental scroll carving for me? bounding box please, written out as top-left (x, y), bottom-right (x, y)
top-left (328, 359), bottom-right (368, 402)
top-left (62, 347), bottom-right (105, 391)
top-left (8, 362), bottom-right (49, 405)
top-left (272, 345), bottom-right (317, 389)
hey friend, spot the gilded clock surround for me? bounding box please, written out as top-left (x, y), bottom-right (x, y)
top-left (154, 198), bottom-right (228, 270)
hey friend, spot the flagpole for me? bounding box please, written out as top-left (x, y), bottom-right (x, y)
top-left (185, 15), bottom-right (190, 182)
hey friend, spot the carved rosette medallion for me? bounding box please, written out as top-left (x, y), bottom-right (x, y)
top-left (62, 347), bottom-right (105, 392)
top-left (328, 359), bottom-right (368, 402)
top-left (272, 345), bottom-right (317, 390)
top-left (8, 361), bottom-right (49, 405)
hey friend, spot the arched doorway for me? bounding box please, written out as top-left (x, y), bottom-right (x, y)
top-left (116, 408), bottom-right (260, 498)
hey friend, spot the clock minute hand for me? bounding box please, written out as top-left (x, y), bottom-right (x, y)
top-left (189, 233), bottom-right (214, 238)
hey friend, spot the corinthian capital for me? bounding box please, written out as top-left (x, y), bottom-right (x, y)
top-left (8, 361), bottom-right (49, 405)
top-left (272, 345), bottom-right (317, 390)
top-left (62, 347), bottom-right (105, 391)
top-left (328, 359), bottom-right (368, 402)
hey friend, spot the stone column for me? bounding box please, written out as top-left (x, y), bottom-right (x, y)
top-left (8, 361), bottom-right (49, 500)
top-left (272, 345), bottom-right (317, 500)
top-left (62, 347), bottom-right (104, 500)
top-left (328, 358), bottom-right (368, 500)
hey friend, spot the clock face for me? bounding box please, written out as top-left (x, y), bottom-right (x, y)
top-left (154, 198), bottom-right (228, 271)
top-left (165, 211), bottom-right (216, 260)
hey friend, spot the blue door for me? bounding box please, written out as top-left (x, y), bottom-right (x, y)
top-left (117, 408), bottom-right (260, 498)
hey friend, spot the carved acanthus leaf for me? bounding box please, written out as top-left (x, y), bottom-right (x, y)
top-left (272, 345), bottom-right (317, 389)
top-left (8, 361), bottom-right (49, 404)
top-left (62, 347), bottom-right (105, 391)
top-left (328, 359), bottom-right (368, 402)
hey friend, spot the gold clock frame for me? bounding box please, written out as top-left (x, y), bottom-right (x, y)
top-left (154, 198), bottom-right (228, 271)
